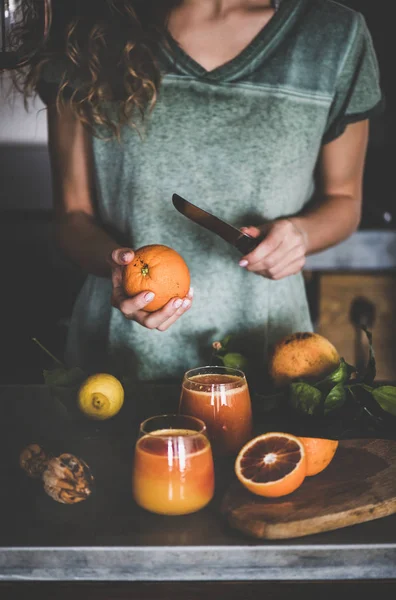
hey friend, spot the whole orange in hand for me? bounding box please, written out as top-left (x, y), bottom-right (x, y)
top-left (122, 244), bottom-right (190, 312)
top-left (298, 437), bottom-right (339, 476)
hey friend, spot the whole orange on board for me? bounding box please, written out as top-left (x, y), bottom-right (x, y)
top-left (298, 437), bottom-right (339, 476)
top-left (268, 332), bottom-right (340, 388)
top-left (235, 432), bottom-right (306, 498)
top-left (123, 244), bottom-right (190, 312)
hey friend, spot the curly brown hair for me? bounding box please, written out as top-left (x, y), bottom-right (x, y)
top-left (10, 0), bottom-right (181, 138)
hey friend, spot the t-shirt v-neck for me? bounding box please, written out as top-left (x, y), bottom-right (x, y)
top-left (160, 0), bottom-right (309, 82)
top-left (56, 0), bottom-right (383, 381)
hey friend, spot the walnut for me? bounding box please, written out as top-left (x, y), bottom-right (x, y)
top-left (19, 444), bottom-right (49, 478)
top-left (42, 453), bottom-right (94, 504)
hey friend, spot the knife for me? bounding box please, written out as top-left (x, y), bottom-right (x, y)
top-left (172, 193), bottom-right (261, 254)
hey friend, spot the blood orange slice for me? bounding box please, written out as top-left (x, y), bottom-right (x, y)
top-left (299, 437), bottom-right (339, 476)
top-left (235, 432), bottom-right (307, 498)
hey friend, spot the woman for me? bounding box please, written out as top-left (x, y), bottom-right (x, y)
top-left (13, 0), bottom-right (382, 381)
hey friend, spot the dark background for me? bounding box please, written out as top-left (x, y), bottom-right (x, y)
top-left (0, 0), bottom-right (393, 384)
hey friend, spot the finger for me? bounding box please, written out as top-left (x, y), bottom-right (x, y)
top-left (240, 226), bottom-right (261, 238)
top-left (239, 226), bottom-right (284, 267)
top-left (270, 256), bottom-right (306, 280)
top-left (142, 296), bottom-right (190, 330)
top-left (240, 220), bottom-right (304, 268)
top-left (246, 238), bottom-right (304, 272)
top-left (110, 247), bottom-right (135, 266)
top-left (156, 288), bottom-right (194, 332)
top-left (266, 246), bottom-right (306, 278)
top-left (110, 248), bottom-right (136, 309)
top-left (239, 227), bottom-right (263, 268)
top-left (156, 297), bottom-right (193, 332)
top-left (111, 265), bottom-right (127, 308)
top-left (118, 291), bottom-right (155, 317)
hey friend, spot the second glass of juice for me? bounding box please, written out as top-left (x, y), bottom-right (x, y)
top-left (132, 414), bottom-right (215, 515)
top-left (179, 366), bottom-right (253, 456)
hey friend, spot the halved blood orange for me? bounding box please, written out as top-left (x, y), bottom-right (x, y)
top-left (235, 432), bottom-right (307, 498)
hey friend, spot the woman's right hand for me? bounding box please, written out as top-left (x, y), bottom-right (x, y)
top-left (109, 248), bottom-right (193, 332)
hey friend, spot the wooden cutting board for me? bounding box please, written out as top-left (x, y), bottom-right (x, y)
top-left (221, 438), bottom-right (396, 539)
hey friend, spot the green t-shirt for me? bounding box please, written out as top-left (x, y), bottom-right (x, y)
top-left (40, 0), bottom-right (383, 382)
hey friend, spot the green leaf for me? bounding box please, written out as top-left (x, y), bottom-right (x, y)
top-left (344, 386), bottom-right (364, 420)
top-left (362, 327), bottom-right (376, 385)
top-left (220, 335), bottom-right (233, 349)
top-left (347, 383), bottom-right (396, 432)
top-left (323, 382), bottom-right (347, 415)
top-left (289, 382), bottom-right (323, 416)
top-left (372, 386), bottom-right (396, 417)
top-left (221, 352), bottom-right (249, 372)
top-left (315, 359), bottom-right (351, 392)
top-left (358, 383), bottom-right (374, 393)
top-left (43, 366), bottom-right (86, 388)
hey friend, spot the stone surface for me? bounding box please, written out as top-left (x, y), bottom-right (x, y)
top-left (1, 385), bottom-right (396, 582)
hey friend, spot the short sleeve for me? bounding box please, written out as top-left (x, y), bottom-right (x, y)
top-left (322, 13), bottom-right (384, 144)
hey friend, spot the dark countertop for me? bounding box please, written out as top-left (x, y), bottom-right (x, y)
top-left (1, 384), bottom-right (396, 582)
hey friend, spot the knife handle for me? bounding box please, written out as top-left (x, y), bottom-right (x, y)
top-left (236, 234), bottom-right (262, 254)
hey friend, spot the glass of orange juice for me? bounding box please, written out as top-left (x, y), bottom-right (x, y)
top-left (132, 414), bottom-right (215, 515)
top-left (179, 366), bottom-right (253, 457)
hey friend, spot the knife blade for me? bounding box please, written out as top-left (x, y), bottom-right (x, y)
top-left (172, 193), bottom-right (261, 254)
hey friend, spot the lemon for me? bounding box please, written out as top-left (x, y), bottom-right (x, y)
top-left (77, 373), bottom-right (124, 420)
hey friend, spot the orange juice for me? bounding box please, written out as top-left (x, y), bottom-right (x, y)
top-left (132, 429), bottom-right (215, 515)
top-left (179, 373), bottom-right (253, 456)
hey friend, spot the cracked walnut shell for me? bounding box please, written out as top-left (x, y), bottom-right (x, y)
top-left (19, 444), bottom-right (49, 478)
top-left (42, 453), bottom-right (94, 504)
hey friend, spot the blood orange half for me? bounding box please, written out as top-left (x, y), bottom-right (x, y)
top-left (235, 432), bottom-right (307, 498)
top-left (298, 437), bottom-right (339, 476)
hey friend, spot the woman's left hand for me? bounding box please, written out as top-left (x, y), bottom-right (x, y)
top-left (238, 219), bottom-right (308, 280)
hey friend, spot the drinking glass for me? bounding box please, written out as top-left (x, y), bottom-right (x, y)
top-left (132, 414), bottom-right (215, 515)
top-left (179, 366), bottom-right (253, 456)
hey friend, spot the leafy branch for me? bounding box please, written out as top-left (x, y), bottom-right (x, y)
top-left (211, 335), bottom-right (249, 371)
top-left (32, 337), bottom-right (86, 388)
top-left (252, 327), bottom-right (396, 439)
